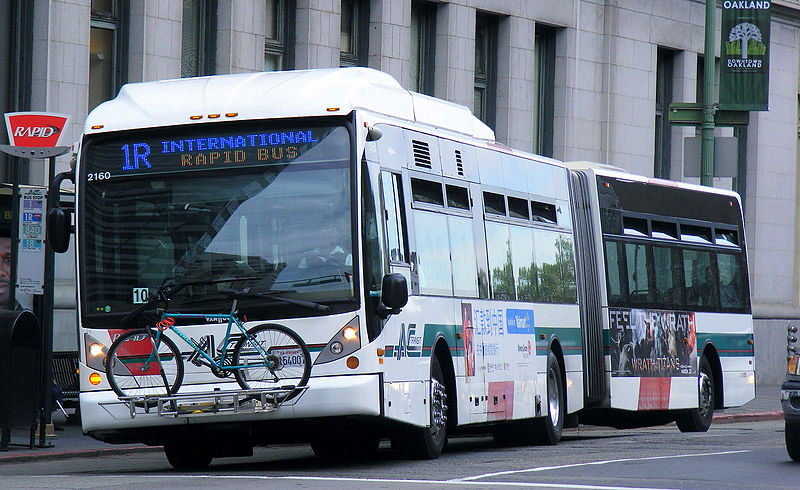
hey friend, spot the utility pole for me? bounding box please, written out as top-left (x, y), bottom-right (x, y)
top-left (700, 0), bottom-right (716, 187)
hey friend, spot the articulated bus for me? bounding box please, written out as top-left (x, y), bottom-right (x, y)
top-left (48, 67), bottom-right (754, 468)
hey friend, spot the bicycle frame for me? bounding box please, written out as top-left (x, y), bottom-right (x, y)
top-left (140, 300), bottom-right (273, 375)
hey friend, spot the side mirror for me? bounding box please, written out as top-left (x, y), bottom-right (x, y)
top-left (379, 273), bottom-right (408, 318)
top-left (47, 207), bottom-right (71, 253)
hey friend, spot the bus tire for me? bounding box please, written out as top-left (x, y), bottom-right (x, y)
top-left (785, 421), bottom-right (800, 462)
top-left (533, 351), bottom-right (564, 445)
top-left (164, 439), bottom-right (212, 470)
top-left (677, 356), bottom-right (715, 433)
top-left (395, 356), bottom-right (448, 459)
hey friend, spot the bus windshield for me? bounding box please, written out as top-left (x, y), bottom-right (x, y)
top-left (79, 122), bottom-right (355, 327)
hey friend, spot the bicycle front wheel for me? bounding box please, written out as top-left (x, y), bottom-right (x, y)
top-left (106, 329), bottom-right (184, 400)
top-left (232, 323), bottom-right (311, 403)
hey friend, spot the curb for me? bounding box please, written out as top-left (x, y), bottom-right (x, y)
top-left (712, 410), bottom-right (783, 424)
top-left (0, 445), bottom-right (162, 464)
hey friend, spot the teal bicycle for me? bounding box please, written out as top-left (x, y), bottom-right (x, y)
top-left (105, 280), bottom-right (312, 405)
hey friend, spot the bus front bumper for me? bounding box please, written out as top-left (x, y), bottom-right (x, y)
top-left (81, 373), bottom-right (382, 437)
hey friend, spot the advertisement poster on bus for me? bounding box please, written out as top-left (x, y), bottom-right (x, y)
top-left (609, 308), bottom-right (697, 377)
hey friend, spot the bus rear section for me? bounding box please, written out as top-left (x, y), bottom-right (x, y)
top-left (571, 166), bottom-right (755, 430)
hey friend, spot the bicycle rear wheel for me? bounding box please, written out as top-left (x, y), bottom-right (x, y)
top-left (106, 329), bottom-right (184, 401)
top-left (232, 323), bottom-right (311, 403)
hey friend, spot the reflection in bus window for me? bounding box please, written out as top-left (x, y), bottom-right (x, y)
top-left (684, 249), bottom-right (718, 309)
top-left (535, 230), bottom-right (577, 304)
top-left (718, 252), bottom-right (745, 309)
top-left (604, 240), bottom-right (624, 304)
top-left (448, 216), bottom-right (478, 297)
top-left (486, 222), bottom-right (514, 300)
top-left (653, 245), bottom-right (683, 306)
top-left (625, 242), bottom-right (649, 304)
top-left (510, 227), bottom-right (536, 301)
top-left (413, 211), bottom-right (452, 295)
top-left (381, 172), bottom-right (407, 262)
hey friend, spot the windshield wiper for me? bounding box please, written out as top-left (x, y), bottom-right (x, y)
top-left (120, 276), bottom-right (260, 327)
top-left (252, 290), bottom-right (332, 313)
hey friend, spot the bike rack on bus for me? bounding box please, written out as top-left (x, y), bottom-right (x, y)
top-left (100, 386), bottom-right (309, 419)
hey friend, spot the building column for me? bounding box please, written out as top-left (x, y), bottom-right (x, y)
top-left (216, 0), bottom-right (267, 74)
top-left (367, 0), bottom-right (410, 86)
top-left (293, 0), bottom-right (340, 69)
top-left (433, 2), bottom-right (473, 110)
top-left (495, 16), bottom-right (535, 152)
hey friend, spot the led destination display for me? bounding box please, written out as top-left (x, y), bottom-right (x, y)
top-left (84, 125), bottom-right (347, 178)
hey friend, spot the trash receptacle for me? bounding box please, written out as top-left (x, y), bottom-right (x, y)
top-left (0, 310), bottom-right (42, 451)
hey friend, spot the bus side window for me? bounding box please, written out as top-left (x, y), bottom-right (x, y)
top-left (652, 245), bottom-right (684, 308)
top-left (604, 239), bottom-right (626, 305)
top-left (625, 242), bottom-right (650, 305)
top-left (684, 249), bottom-right (719, 310)
top-left (717, 252), bottom-right (746, 310)
top-left (381, 171), bottom-right (408, 263)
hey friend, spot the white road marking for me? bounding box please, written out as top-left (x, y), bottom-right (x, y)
top-left (449, 449), bottom-right (750, 482)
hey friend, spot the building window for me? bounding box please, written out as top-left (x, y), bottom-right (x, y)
top-left (265, 0), bottom-right (295, 71)
top-left (533, 25), bottom-right (556, 157)
top-left (474, 13), bottom-right (497, 128)
top-left (90, 0), bottom-right (127, 112)
top-left (410, 1), bottom-right (435, 95)
top-left (654, 48), bottom-right (674, 179)
top-left (181, 0), bottom-right (217, 77)
top-left (340, 0), bottom-right (369, 67)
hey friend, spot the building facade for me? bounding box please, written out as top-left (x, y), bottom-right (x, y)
top-left (2, 0), bottom-right (799, 385)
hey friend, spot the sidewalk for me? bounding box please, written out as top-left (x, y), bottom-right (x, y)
top-left (0, 385), bottom-right (784, 464)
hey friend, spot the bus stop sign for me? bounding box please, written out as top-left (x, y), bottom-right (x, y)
top-left (4, 112), bottom-right (70, 148)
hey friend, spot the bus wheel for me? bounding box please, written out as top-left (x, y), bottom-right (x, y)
top-left (677, 356), bottom-right (715, 433)
top-left (785, 421), bottom-right (800, 462)
top-left (164, 439), bottom-right (212, 470)
top-left (533, 351), bottom-right (564, 445)
top-left (394, 356), bottom-right (448, 459)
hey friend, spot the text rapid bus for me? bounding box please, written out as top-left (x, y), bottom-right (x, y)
top-left (48, 67), bottom-right (755, 467)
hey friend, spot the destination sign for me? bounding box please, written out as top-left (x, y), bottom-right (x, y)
top-left (84, 125), bottom-right (348, 178)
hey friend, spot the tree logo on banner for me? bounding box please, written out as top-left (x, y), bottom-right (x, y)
top-left (725, 22), bottom-right (767, 65)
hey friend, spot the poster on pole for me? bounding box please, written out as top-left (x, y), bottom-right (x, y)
top-left (719, 1), bottom-right (771, 111)
top-left (18, 186), bottom-right (46, 295)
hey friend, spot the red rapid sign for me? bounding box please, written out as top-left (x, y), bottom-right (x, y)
top-left (4, 112), bottom-right (70, 148)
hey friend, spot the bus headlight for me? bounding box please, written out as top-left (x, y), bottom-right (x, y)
top-left (315, 316), bottom-right (361, 365)
top-left (84, 333), bottom-right (109, 372)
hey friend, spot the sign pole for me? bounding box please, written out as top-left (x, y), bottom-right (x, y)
top-left (36, 154), bottom-right (57, 447)
top-left (700, 0), bottom-right (716, 187)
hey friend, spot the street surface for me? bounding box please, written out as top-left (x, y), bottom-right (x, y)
top-left (1, 419), bottom-right (795, 489)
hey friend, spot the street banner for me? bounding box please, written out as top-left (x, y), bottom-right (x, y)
top-left (719, 1), bottom-right (771, 111)
top-left (4, 112), bottom-right (70, 147)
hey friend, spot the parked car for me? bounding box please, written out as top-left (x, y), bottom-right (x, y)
top-left (783, 324), bottom-right (800, 462)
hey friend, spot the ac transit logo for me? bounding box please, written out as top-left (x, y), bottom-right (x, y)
top-left (395, 323), bottom-right (423, 359)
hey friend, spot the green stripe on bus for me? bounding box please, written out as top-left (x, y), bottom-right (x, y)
top-left (535, 326), bottom-right (583, 353)
top-left (422, 323), bottom-right (462, 357)
top-left (699, 332), bottom-right (754, 357)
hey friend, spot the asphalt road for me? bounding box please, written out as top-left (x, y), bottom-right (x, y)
top-left (1, 419), bottom-right (795, 489)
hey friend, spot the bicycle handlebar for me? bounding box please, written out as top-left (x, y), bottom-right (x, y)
top-left (119, 276), bottom-right (259, 328)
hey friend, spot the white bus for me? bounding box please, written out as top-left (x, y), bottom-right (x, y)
top-left (48, 67), bottom-right (754, 468)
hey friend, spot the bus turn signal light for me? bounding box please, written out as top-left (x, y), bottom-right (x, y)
top-left (346, 356), bottom-right (359, 369)
top-left (89, 373), bottom-right (102, 385)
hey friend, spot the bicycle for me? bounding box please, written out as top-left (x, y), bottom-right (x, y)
top-left (104, 280), bottom-right (312, 406)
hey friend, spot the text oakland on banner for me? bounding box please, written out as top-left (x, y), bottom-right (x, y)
top-left (719, 1), bottom-right (770, 111)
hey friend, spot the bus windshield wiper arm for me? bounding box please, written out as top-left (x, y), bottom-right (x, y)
top-left (255, 290), bottom-right (332, 313)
